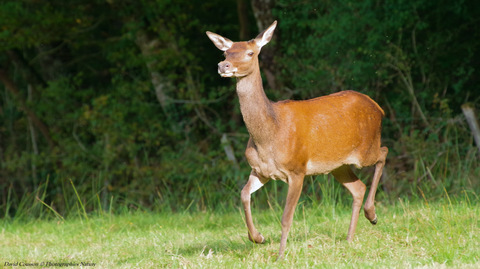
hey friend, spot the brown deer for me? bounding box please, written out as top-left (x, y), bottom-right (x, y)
top-left (206, 21), bottom-right (388, 259)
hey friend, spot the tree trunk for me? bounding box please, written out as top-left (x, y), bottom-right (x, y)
top-left (135, 29), bottom-right (171, 113)
top-left (462, 103), bottom-right (480, 155)
top-left (250, 0), bottom-right (278, 90)
top-left (27, 84), bottom-right (39, 184)
top-left (6, 49), bottom-right (47, 89)
top-left (237, 0), bottom-right (250, 40)
top-left (221, 133), bottom-right (239, 169)
top-left (0, 69), bottom-right (56, 150)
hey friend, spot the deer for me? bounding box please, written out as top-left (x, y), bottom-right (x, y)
top-left (206, 21), bottom-right (388, 259)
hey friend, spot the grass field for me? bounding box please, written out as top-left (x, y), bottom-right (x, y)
top-left (1, 194), bottom-right (479, 269)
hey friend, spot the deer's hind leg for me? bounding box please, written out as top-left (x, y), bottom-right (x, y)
top-left (364, 146), bottom-right (388, 224)
top-left (332, 165), bottom-right (366, 242)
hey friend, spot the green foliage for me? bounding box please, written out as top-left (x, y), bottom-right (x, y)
top-left (0, 0), bottom-right (479, 218)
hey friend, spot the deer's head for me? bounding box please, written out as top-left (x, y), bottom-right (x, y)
top-left (206, 21), bottom-right (277, 78)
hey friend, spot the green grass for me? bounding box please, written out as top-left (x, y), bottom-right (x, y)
top-left (1, 196), bottom-right (479, 268)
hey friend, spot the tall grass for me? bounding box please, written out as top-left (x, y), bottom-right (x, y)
top-left (2, 149), bottom-right (477, 222)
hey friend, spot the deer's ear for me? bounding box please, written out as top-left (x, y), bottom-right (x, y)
top-left (206, 31), bottom-right (233, 51)
top-left (254, 21), bottom-right (277, 48)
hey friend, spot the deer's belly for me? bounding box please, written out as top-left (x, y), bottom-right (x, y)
top-left (305, 152), bottom-right (362, 175)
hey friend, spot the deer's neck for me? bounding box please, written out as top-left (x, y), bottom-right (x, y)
top-left (236, 69), bottom-right (277, 145)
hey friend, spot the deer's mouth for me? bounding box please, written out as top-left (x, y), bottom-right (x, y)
top-left (220, 72), bottom-right (234, 77)
top-left (218, 68), bottom-right (237, 77)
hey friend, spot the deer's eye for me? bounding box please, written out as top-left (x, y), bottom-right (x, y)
top-left (248, 52), bottom-right (254, 57)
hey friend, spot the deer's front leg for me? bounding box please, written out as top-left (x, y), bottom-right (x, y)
top-left (241, 171), bottom-right (268, 244)
top-left (278, 174), bottom-right (304, 259)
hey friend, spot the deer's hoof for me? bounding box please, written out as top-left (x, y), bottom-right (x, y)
top-left (248, 233), bottom-right (265, 244)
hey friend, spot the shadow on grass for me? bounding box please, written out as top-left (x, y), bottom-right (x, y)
top-left (176, 236), bottom-right (273, 259)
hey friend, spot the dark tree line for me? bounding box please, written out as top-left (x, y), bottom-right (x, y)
top-left (1, 0), bottom-right (479, 216)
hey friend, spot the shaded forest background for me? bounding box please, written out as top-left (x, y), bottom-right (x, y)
top-left (1, 0), bottom-right (479, 217)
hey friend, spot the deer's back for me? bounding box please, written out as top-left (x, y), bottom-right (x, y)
top-left (272, 90), bottom-right (384, 175)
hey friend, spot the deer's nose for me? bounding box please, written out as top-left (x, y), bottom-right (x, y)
top-left (218, 61), bottom-right (232, 73)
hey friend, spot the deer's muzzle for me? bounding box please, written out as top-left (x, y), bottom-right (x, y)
top-left (218, 61), bottom-right (237, 77)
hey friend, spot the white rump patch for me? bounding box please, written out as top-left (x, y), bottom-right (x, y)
top-left (249, 176), bottom-right (264, 195)
top-left (344, 154), bottom-right (361, 168)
